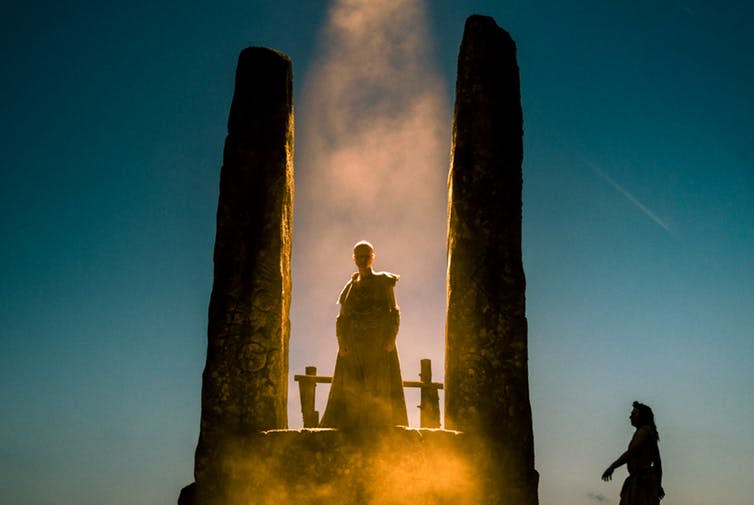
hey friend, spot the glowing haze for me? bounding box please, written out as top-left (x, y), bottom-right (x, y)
top-left (290, 0), bottom-right (451, 427)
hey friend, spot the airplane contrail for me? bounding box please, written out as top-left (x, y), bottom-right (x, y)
top-left (580, 156), bottom-right (671, 232)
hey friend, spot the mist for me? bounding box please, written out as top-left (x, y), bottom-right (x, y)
top-left (289, 0), bottom-right (451, 428)
top-left (221, 430), bottom-right (484, 505)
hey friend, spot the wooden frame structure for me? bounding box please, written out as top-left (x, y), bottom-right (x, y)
top-left (294, 359), bottom-right (443, 428)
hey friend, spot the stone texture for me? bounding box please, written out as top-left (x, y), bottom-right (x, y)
top-left (194, 47), bottom-right (294, 504)
top-left (445, 15), bottom-right (538, 505)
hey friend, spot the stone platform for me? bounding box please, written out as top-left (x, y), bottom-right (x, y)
top-left (202, 427), bottom-right (525, 505)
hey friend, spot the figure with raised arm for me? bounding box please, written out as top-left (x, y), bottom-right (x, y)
top-left (602, 401), bottom-right (665, 505)
top-left (320, 241), bottom-right (408, 429)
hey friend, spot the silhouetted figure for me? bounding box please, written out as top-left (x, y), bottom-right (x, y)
top-left (602, 401), bottom-right (665, 505)
top-left (320, 241), bottom-right (408, 429)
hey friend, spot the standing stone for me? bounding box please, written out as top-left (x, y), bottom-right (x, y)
top-left (194, 47), bottom-right (294, 505)
top-left (445, 15), bottom-right (538, 505)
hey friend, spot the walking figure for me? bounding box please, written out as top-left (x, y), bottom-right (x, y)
top-left (602, 401), bottom-right (665, 504)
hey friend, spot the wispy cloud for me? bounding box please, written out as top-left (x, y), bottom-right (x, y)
top-left (588, 491), bottom-right (610, 503)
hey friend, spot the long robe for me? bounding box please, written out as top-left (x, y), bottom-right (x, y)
top-left (320, 271), bottom-right (408, 429)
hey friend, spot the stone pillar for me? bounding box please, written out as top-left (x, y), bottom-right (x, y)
top-left (445, 15), bottom-right (537, 505)
top-left (194, 47), bottom-right (294, 504)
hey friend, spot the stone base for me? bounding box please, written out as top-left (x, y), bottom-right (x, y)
top-left (192, 427), bottom-right (536, 505)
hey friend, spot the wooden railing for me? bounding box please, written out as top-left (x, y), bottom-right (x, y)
top-left (294, 358), bottom-right (443, 428)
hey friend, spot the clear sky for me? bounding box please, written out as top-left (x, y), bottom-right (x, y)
top-left (1, 1), bottom-right (752, 505)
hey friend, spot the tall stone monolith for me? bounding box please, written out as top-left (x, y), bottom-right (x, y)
top-left (445, 15), bottom-right (538, 505)
top-left (194, 47), bottom-right (294, 505)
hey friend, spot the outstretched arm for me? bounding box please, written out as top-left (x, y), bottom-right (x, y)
top-left (601, 451), bottom-right (629, 481)
top-left (602, 427), bottom-right (654, 481)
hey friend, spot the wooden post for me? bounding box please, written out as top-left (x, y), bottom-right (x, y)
top-left (419, 359), bottom-right (441, 428)
top-left (298, 366), bottom-right (319, 427)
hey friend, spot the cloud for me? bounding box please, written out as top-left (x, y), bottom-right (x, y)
top-left (290, 0), bottom-right (451, 427)
top-left (588, 491), bottom-right (610, 503)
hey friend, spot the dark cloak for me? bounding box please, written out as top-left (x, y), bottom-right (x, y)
top-left (320, 271), bottom-right (408, 429)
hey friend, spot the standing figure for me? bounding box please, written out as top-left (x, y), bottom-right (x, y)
top-left (320, 241), bottom-right (408, 429)
top-left (602, 401), bottom-right (665, 504)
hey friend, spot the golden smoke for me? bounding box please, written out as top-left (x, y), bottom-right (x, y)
top-left (222, 430), bottom-right (484, 505)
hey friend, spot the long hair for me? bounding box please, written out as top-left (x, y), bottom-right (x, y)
top-left (633, 401), bottom-right (659, 441)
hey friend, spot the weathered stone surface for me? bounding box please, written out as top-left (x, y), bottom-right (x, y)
top-left (445, 15), bottom-right (538, 505)
top-left (195, 46), bottom-right (294, 504)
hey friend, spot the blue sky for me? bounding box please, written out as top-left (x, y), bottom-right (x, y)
top-left (1, 1), bottom-right (752, 504)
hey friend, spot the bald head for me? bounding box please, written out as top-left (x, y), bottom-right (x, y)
top-left (353, 240), bottom-right (374, 255)
top-left (353, 240), bottom-right (375, 270)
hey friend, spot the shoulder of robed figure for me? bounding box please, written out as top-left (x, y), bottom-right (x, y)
top-left (337, 273), bottom-right (359, 304)
top-left (375, 271), bottom-right (400, 286)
